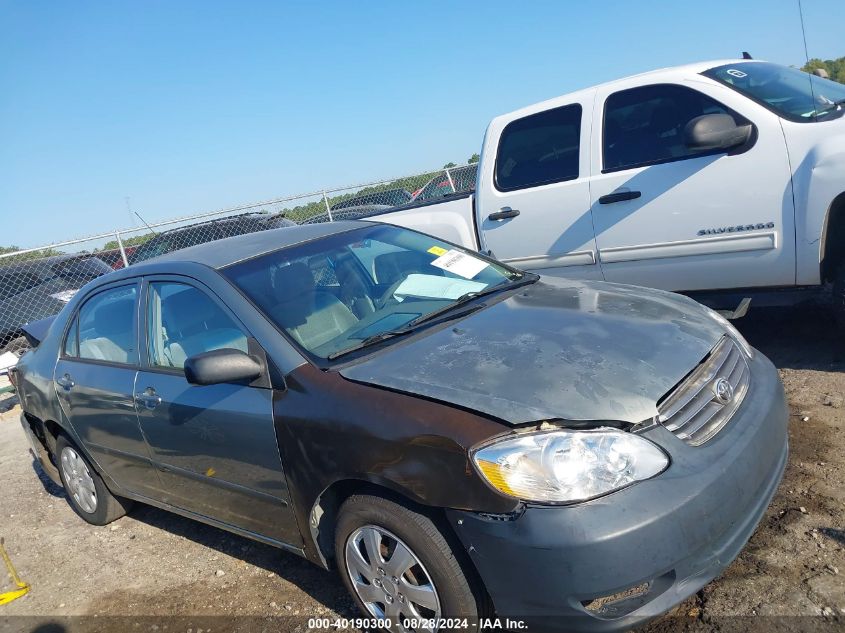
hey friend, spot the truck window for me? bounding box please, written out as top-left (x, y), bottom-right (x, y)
top-left (602, 84), bottom-right (740, 173)
top-left (495, 104), bottom-right (581, 191)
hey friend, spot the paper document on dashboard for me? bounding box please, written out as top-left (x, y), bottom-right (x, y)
top-left (430, 250), bottom-right (489, 279)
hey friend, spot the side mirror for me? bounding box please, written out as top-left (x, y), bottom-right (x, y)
top-left (184, 348), bottom-right (263, 386)
top-left (684, 113), bottom-right (752, 152)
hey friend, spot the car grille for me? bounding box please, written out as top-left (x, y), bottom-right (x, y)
top-left (657, 336), bottom-right (749, 446)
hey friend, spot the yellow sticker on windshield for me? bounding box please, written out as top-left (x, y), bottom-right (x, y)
top-left (428, 246), bottom-right (448, 256)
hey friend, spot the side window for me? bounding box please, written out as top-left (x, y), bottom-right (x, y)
top-left (63, 315), bottom-right (79, 357)
top-left (147, 282), bottom-right (248, 370)
top-left (495, 104), bottom-right (582, 191)
top-left (78, 286), bottom-right (138, 364)
top-left (603, 84), bottom-right (740, 172)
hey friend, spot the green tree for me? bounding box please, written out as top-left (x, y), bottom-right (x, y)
top-left (99, 233), bottom-right (156, 251)
top-left (443, 162), bottom-right (457, 169)
top-left (801, 56), bottom-right (845, 84)
top-left (468, 153), bottom-right (480, 164)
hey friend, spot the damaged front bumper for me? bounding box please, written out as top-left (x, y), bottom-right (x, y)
top-left (447, 351), bottom-right (789, 632)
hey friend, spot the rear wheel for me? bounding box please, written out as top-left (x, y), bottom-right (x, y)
top-left (335, 494), bottom-right (486, 632)
top-left (55, 434), bottom-right (132, 525)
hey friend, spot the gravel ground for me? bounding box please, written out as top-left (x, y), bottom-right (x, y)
top-left (0, 305), bottom-right (843, 633)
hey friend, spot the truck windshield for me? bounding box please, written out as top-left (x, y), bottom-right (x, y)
top-left (702, 62), bottom-right (845, 122)
top-left (224, 224), bottom-right (527, 360)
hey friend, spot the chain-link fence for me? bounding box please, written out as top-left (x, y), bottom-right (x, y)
top-left (0, 163), bottom-right (478, 355)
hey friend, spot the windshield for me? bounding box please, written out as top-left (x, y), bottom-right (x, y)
top-left (224, 224), bottom-right (525, 359)
top-left (703, 62), bottom-right (845, 122)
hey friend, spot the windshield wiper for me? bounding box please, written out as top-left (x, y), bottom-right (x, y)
top-left (403, 274), bottom-right (538, 330)
top-left (327, 329), bottom-right (414, 360)
top-left (326, 275), bottom-right (537, 361)
top-left (815, 97), bottom-right (845, 116)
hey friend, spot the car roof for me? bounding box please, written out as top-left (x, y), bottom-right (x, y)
top-left (0, 252), bottom-right (100, 273)
top-left (495, 58), bottom-right (759, 123)
top-left (141, 220), bottom-right (364, 269)
top-left (146, 211), bottom-right (285, 238)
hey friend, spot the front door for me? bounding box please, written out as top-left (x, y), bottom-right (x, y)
top-left (589, 80), bottom-right (795, 291)
top-left (134, 278), bottom-right (300, 545)
top-left (476, 92), bottom-right (602, 280)
top-left (54, 282), bottom-right (163, 499)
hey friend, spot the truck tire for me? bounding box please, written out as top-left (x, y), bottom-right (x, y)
top-left (335, 494), bottom-right (488, 629)
top-left (833, 263), bottom-right (845, 328)
top-left (55, 434), bottom-right (132, 525)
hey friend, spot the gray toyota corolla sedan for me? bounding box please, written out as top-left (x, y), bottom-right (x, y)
top-left (12, 221), bottom-right (788, 632)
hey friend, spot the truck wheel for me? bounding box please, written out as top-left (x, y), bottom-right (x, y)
top-left (55, 434), bottom-right (132, 525)
top-left (335, 494), bottom-right (486, 630)
top-left (3, 336), bottom-right (30, 358)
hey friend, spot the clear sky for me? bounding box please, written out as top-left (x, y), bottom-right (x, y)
top-left (1, 0), bottom-right (842, 248)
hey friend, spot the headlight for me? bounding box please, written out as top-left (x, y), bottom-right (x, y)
top-left (472, 428), bottom-right (668, 504)
top-left (703, 307), bottom-right (754, 359)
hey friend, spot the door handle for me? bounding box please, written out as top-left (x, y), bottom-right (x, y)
top-left (488, 207), bottom-right (520, 221)
top-left (56, 374), bottom-right (74, 391)
top-left (134, 388), bottom-right (162, 410)
top-left (598, 190), bottom-right (641, 204)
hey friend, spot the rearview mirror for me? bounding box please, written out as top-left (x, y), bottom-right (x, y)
top-left (184, 348), bottom-right (263, 386)
top-left (684, 113), bottom-right (752, 151)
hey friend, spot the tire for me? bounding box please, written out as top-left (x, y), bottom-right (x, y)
top-left (3, 335), bottom-right (30, 358)
top-left (55, 434), bottom-right (132, 525)
top-left (335, 494), bottom-right (487, 630)
top-left (833, 262), bottom-right (845, 328)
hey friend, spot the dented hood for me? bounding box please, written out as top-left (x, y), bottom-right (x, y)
top-left (339, 278), bottom-right (726, 425)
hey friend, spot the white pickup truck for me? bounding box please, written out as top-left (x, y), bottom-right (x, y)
top-left (376, 59), bottom-right (845, 316)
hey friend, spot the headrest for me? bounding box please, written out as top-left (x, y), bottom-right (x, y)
top-left (161, 286), bottom-right (217, 328)
top-left (650, 104), bottom-right (682, 134)
top-left (274, 262), bottom-right (314, 300)
top-left (92, 298), bottom-right (135, 336)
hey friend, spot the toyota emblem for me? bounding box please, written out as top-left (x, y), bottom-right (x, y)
top-left (713, 378), bottom-right (734, 405)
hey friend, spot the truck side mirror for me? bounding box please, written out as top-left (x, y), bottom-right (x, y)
top-left (684, 114), bottom-right (752, 152)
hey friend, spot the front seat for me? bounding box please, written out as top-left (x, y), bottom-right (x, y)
top-left (272, 262), bottom-right (358, 350)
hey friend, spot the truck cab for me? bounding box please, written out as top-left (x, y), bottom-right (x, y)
top-left (380, 60), bottom-right (845, 312)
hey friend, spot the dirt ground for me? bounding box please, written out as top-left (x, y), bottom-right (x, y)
top-left (0, 305), bottom-right (843, 633)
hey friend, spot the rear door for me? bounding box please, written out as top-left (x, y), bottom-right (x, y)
top-left (134, 277), bottom-right (300, 545)
top-left (589, 80), bottom-right (795, 291)
top-left (53, 282), bottom-right (163, 498)
top-left (475, 91), bottom-right (603, 280)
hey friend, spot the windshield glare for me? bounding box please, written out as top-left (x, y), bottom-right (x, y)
top-left (224, 225), bottom-right (522, 359)
top-left (703, 62), bottom-right (845, 121)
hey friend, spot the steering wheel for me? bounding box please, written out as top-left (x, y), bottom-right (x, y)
top-left (374, 278), bottom-right (407, 309)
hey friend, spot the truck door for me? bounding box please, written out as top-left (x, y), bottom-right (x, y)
top-left (588, 80), bottom-right (795, 292)
top-left (475, 91), bottom-right (603, 280)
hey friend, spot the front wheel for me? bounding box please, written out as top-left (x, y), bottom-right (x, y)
top-left (335, 494), bottom-right (486, 632)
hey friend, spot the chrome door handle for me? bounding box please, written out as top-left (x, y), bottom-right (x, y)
top-left (488, 207), bottom-right (520, 221)
top-left (56, 374), bottom-right (75, 391)
top-left (134, 388), bottom-right (162, 410)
